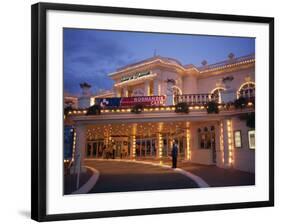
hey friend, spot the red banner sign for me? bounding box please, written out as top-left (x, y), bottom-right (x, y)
top-left (120, 96), bottom-right (166, 107)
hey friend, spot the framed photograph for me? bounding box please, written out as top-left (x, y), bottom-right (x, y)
top-left (234, 130), bottom-right (242, 148)
top-left (31, 2), bottom-right (274, 222)
top-left (248, 130), bottom-right (256, 149)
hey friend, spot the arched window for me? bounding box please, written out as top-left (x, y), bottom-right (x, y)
top-left (237, 82), bottom-right (255, 99)
top-left (211, 87), bottom-right (225, 103)
top-left (172, 86), bottom-right (182, 95)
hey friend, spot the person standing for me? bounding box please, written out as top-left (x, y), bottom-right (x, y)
top-left (112, 143), bottom-right (116, 159)
top-left (171, 141), bottom-right (178, 169)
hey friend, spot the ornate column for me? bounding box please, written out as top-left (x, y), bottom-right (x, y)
top-left (222, 119), bottom-right (234, 167)
top-left (153, 79), bottom-right (160, 96)
top-left (216, 121), bottom-right (223, 167)
top-left (156, 133), bottom-right (163, 158)
top-left (184, 128), bottom-right (191, 161)
top-left (116, 88), bottom-right (121, 97)
top-left (144, 80), bottom-right (150, 96)
top-left (130, 135), bottom-right (136, 159)
top-left (166, 79), bottom-right (175, 106)
top-left (123, 87), bottom-right (129, 97)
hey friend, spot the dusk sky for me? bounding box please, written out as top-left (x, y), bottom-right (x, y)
top-left (64, 28), bottom-right (255, 96)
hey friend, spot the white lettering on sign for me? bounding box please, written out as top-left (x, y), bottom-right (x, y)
top-left (121, 71), bottom-right (151, 82)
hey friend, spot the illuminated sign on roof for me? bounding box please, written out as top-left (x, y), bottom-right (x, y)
top-left (120, 71), bottom-right (151, 82)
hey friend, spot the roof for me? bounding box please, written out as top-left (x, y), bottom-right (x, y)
top-left (116, 55), bottom-right (183, 72)
top-left (110, 53), bottom-right (255, 76)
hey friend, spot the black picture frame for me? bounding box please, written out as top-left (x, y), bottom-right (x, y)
top-left (31, 2), bottom-right (274, 222)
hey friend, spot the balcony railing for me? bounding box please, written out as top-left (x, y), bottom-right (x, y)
top-left (174, 94), bottom-right (217, 105)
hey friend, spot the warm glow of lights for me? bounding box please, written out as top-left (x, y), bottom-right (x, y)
top-left (71, 129), bottom-right (76, 162)
top-left (186, 128), bottom-right (191, 160)
top-left (220, 121), bottom-right (225, 164)
top-left (131, 135), bottom-right (136, 158)
top-left (157, 133), bottom-right (163, 158)
top-left (226, 119), bottom-right (234, 166)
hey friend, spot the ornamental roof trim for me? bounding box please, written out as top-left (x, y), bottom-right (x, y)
top-left (109, 53), bottom-right (255, 77)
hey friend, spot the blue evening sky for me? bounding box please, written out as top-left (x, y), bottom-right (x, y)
top-left (64, 28), bottom-right (255, 95)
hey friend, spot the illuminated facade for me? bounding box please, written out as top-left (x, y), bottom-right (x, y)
top-left (64, 53), bottom-right (255, 173)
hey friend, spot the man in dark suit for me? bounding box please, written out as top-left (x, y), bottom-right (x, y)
top-left (171, 141), bottom-right (178, 169)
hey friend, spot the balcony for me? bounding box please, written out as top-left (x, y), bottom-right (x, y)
top-left (174, 94), bottom-right (216, 105)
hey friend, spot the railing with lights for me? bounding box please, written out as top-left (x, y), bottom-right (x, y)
top-left (174, 93), bottom-right (216, 105)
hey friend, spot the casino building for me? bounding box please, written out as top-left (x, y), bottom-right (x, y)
top-left (64, 53), bottom-right (255, 173)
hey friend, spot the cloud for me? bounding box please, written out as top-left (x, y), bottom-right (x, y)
top-left (63, 28), bottom-right (137, 95)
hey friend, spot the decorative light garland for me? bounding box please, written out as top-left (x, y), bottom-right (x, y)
top-left (227, 120), bottom-right (234, 166)
top-left (186, 129), bottom-right (191, 160)
top-left (220, 121), bottom-right (225, 164)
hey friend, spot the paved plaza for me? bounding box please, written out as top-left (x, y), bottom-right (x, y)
top-left (64, 159), bottom-right (255, 194)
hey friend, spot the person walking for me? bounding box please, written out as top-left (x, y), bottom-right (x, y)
top-left (171, 141), bottom-right (178, 169)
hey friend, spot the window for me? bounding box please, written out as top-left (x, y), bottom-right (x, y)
top-left (234, 130), bottom-right (242, 148)
top-left (198, 127), bottom-right (212, 149)
top-left (248, 130), bottom-right (255, 149)
top-left (211, 87), bottom-right (225, 103)
top-left (238, 82), bottom-right (255, 99)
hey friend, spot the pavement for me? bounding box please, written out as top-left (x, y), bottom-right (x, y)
top-left (65, 158), bottom-right (255, 194)
top-left (136, 158), bottom-right (255, 187)
top-left (64, 167), bottom-right (93, 195)
top-left (84, 160), bottom-right (198, 193)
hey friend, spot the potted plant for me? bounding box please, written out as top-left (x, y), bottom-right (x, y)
top-left (234, 97), bottom-right (247, 109)
top-left (64, 105), bottom-right (73, 117)
top-left (86, 105), bottom-right (101, 115)
top-left (131, 104), bottom-right (143, 114)
top-left (206, 101), bottom-right (219, 114)
top-left (175, 102), bottom-right (189, 113)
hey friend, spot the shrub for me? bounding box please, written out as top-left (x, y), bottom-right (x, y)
top-left (175, 102), bottom-right (189, 113)
top-left (64, 105), bottom-right (73, 117)
top-left (206, 101), bottom-right (219, 114)
top-left (234, 97), bottom-right (247, 109)
top-left (86, 105), bottom-right (101, 115)
top-left (131, 104), bottom-right (143, 114)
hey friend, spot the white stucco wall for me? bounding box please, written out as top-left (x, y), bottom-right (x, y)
top-left (232, 117), bottom-right (255, 173)
top-left (190, 122), bottom-right (218, 165)
top-left (182, 74), bottom-right (198, 94)
top-left (197, 67), bottom-right (255, 94)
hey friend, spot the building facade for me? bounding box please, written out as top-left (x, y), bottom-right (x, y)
top-left (64, 53), bottom-right (255, 173)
